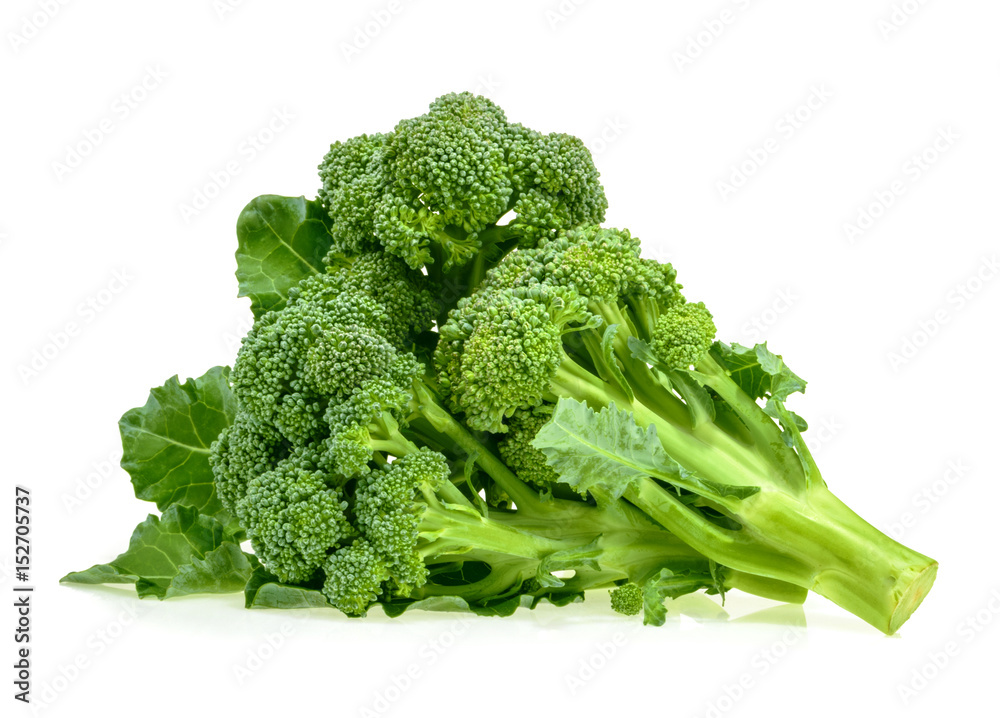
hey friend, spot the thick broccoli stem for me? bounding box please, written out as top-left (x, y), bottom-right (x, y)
top-left (416, 523), bottom-right (807, 607)
top-left (626, 478), bottom-right (937, 634)
top-left (488, 491), bottom-right (807, 605)
top-left (550, 328), bottom-right (933, 631)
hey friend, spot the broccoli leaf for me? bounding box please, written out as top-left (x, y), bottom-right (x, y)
top-left (627, 335), bottom-right (661, 367)
top-left (532, 398), bottom-right (669, 500)
top-left (120, 367), bottom-right (236, 522)
top-left (641, 567), bottom-right (715, 627)
top-left (600, 324), bottom-right (634, 402)
top-left (380, 596), bottom-right (476, 617)
top-left (235, 195), bottom-right (335, 318)
top-left (61, 505), bottom-right (251, 599)
top-left (712, 342), bottom-right (806, 402)
top-left (381, 594), bottom-right (528, 618)
top-left (57, 563), bottom-right (139, 585)
top-left (532, 398), bottom-right (760, 503)
top-left (165, 544), bottom-right (258, 598)
top-left (244, 567), bottom-right (332, 609)
top-left (535, 538), bottom-right (603, 588)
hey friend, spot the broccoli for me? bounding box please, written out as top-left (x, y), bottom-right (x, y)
top-left (64, 92), bottom-right (935, 634)
top-left (318, 92), bottom-right (608, 311)
top-left (209, 250), bottom-right (794, 619)
top-left (437, 223), bottom-right (936, 634)
top-left (610, 583), bottom-right (643, 616)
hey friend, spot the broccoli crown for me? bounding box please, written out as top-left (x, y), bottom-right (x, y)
top-left (323, 538), bottom-right (388, 617)
top-left (436, 285), bottom-right (598, 432)
top-left (498, 404), bottom-right (560, 490)
top-left (317, 92), bottom-right (608, 271)
top-left (323, 250), bottom-right (440, 348)
top-left (317, 133), bottom-right (387, 256)
top-left (355, 449), bottom-right (451, 596)
top-left (210, 413), bottom-right (286, 517)
top-left (610, 582), bottom-right (643, 616)
top-left (435, 225), bottom-right (673, 431)
top-left (211, 262), bottom-right (435, 591)
top-left (651, 301), bottom-right (716, 369)
top-left (238, 453), bottom-right (354, 583)
top-left (317, 449), bottom-right (454, 616)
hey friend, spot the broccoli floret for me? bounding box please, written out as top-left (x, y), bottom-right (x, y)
top-left (651, 302), bottom-right (716, 369)
top-left (323, 250), bottom-right (441, 348)
top-left (353, 449), bottom-right (450, 596)
top-left (498, 405), bottom-right (560, 491)
top-left (436, 285), bottom-right (599, 432)
top-left (323, 538), bottom-right (388, 617)
top-left (317, 133), bottom-right (387, 256)
top-left (610, 582), bottom-right (642, 616)
top-left (238, 453), bottom-right (354, 583)
top-left (210, 413), bottom-right (286, 517)
top-left (320, 373), bottom-right (417, 478)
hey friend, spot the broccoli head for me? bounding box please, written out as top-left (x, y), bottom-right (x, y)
top-left (318, 92), bottom-right (608, 275)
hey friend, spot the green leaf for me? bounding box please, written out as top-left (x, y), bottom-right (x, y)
top-left (379, 589), bottom-right (585, 619)
top-left (690, 478), bottom-right (760, 501)
top-left (120, 367), bottom-right (236, 521)
top-left (641, 567), bottom-right (715, 627)
top-left (469, 595), bottom-right (524, 617)
top-left (764, 401), bottom-right (808, 434)
top-left (532, 398), bottom-right (760, 504)
top-left (532, 398), bottom-right (670, 500)
top-left (601, 324), bottom-right (634, 402)
top-left (672, 370), bottom-right (716, 426)
top-left (712, 342), bottom-right (806, 402)
top-left (527, 591), bottom-right (585, 609)
top-left (535, 538), bottom-right (603, 589)
top-left (165, 544), bottom-right (258, 598)
top-left (381, 596), bottom-right (474, 618)
top-left (235, 195), bottom-right (335, 318)
top-left (627, 335), bottom-right (660, 366)
top-left (61, 505), bottom-right (249, 599)
top-left (244, 567), bottom-right (331, 609)
top-left (58, 563), bottom-right (139, 585)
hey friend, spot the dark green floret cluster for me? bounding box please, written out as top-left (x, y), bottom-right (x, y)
top-left (64, 93), bottom-right (937, 634)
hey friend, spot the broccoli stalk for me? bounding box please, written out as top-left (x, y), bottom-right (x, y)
top-left (324, 373), bottom-right (808, 620)
top-left (410, 385), bottom-right (808, 613)
top-left (546, 333), bottom-right (937, 633)
top-left (535, 319), bottom-right (937, 636)
top-left (439, 224), bottom-right (937, 634)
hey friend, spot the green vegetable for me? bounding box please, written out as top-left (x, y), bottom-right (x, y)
top-left (63, 92), bottom-right (935, 634)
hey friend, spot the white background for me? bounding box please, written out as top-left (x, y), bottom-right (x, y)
top-left (2, 1), bottom-right (998, 717)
